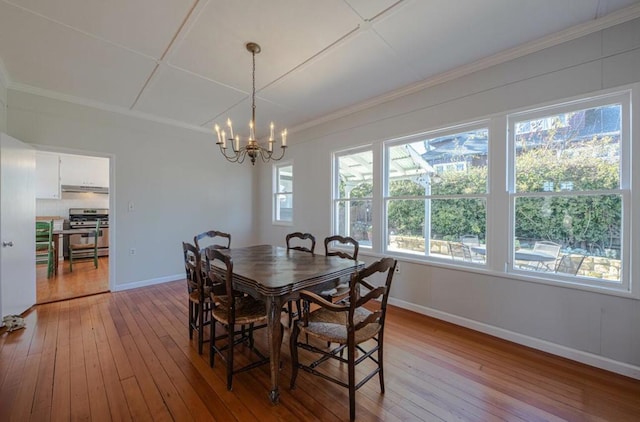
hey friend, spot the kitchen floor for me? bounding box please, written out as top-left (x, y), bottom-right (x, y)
top-left (36, 256), bottom-right (109, 304)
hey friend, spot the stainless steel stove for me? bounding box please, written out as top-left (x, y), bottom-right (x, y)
top-left (65, 208), bottom-right (109, 257)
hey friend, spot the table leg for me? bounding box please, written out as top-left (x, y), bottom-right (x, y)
top-left (266, 296), bottom-right (283, 403)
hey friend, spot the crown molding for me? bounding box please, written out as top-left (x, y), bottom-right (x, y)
top-left (9, 82), bottom-right (212, 134)
top-left (289, 3), bottom-right (640, 134)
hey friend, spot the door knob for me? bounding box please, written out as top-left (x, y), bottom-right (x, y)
top-left (2, 241), bottom-right (14, 247)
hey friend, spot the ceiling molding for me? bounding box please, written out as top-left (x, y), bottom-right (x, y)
top-left (289, 3), bottom-right (640, 135)
top-left (9, 82), bottom-right (212, 135)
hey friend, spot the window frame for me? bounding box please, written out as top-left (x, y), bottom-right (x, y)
top-left (330, 86), bottom-right (637, 298)
top-left (506, 91), bottom-right (631, 293)
top-left (272, 161), bottom-right (293, 225)
top-left (382, 121), bottom-right (490, 266)
top-left (332, 146), bottom-right (374, 249)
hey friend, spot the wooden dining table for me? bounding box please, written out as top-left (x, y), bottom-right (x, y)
top-left (221, 244), bottom-right (363, 403)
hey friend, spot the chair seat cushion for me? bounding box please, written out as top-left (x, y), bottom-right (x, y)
top-left (189, 289), bottom-right (213, 305)
top-left (213, 296), bottom-right (267, 325)
top-left (299, 307), bottom-right (380, 344)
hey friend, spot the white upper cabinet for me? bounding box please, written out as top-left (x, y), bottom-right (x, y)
top-left (59, 154), bottom-right (109, 188)
top-left (35, 151), bottom-right (60, 199)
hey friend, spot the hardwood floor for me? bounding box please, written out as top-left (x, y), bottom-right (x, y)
top-left (2, 280), bottom-right (639, 421)
top-left (36, 257), bottom-right (109, 304)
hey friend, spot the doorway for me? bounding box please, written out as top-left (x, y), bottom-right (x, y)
top-left (35, 151), bottom-right (112, 304)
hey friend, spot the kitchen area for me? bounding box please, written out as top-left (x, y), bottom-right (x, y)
top-left (35, 151), bottom-right (110, 303)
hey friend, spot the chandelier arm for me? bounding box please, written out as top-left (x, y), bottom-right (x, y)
top-left (218, 144), bottom-right (248, 163)
top-left (258, 145), bottom-right (287, 163)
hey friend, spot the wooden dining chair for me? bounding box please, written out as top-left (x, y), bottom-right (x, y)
top-left (35, 220), bottom-right (56, 278)
top-left (290, 257), bottom-right (397, 421)
top-left (194, 230), bottom-right (231, 252)
top-left (320, 235), bottom-right (359, 303)
top-left (286, 232), bottom-right (316, 253)
top-left (284, 232), bottom-right (316, 326)
top-left (194, 230), bottom-right (232, 285)
top-left (205, 247), bottom-right (272, 390)
top-left (182, 242), bottom-right (213, 354)
top-left (69, 220), bottom-right (99, 272)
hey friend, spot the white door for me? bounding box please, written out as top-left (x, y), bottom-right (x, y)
top-left (0, 133), bottom-right (36, 318)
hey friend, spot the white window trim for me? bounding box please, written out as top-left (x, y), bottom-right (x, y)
top-left (272, 161), bottom-right (293, 226)
top-left (332, 146), bottom-right (374, 248)
top-left (382, 121), bottom-right (490, 263)
top-left (506, 90), bottom-right (631, 294)
top-left (333, 85), bottom-right (638, 299)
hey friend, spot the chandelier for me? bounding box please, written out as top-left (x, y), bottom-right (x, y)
top-left (214, 42), bottom-right (287, 165)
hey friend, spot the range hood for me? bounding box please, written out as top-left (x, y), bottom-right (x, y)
top-left (61, 184), bottom-right (109, 194)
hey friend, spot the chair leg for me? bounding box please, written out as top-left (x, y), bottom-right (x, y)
top-left (348, 342), bottom-right (356, 421)
top-left (289, 323), bottom-right (300, 389)
top-left (378, 335), bottom-right (385, 393)
top-left (188, 300), bottom-right (194, 339)
top-left (197, 302), bottom-right (204, 354)
top-left (226, 324), bottom-right (234, 390)
top-left (210, 318), bottom-right (217, 367)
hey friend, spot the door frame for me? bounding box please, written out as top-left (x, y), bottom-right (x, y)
top-left (33, 145), bottom-right (115, 294)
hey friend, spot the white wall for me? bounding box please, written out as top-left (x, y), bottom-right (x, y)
top-left (0, 65), bottom-right (7, 133)
top-left (256, 18), bottom-right (640, 375)
top-left (7, 91), bottom-right (257, 289)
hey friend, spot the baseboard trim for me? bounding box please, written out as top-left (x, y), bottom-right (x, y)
top-left (113, 274), bottom-right (183, 292)
top-left (387, 297), bottom-right (640, 380)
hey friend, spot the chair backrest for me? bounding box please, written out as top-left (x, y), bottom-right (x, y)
top-left (205, 247), bottom-right (238, 323)
top-left (182, 241), bottom-right (203, 294)
top-left (324, 235), bottom-right (359, 261)
top-left (460, 235), bottom-right (480, 246)
top-left (35, 220), bottom-right (53, 245)
top-left (533, 241), bottom-right (561, 258)
top-left (449, 242), bottom-right (472, 261)
top-left (286, 232), bottom-right (316, 254)
top-left (346, 257), bottom-right (396, 337)
top-left (555, 254), bottom-right (585, 275)
top-left (194, 230), bottom-right (231, 252)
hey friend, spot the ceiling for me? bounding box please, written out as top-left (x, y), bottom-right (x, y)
top-left (1, 0), bottom-right (639, 142)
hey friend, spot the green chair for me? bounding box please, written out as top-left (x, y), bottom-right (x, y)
top-left (35, 220), bottom-right (55, 278)
top-left (69, 220), bottom-right (100, 272)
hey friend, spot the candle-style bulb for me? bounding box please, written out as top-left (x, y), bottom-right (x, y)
top-left (214, 124), bottom-right (222, 144)
top-left (269, 122), bottom-right (275, 141)
top-left (227, 118), bottom-right (234, 139)
top-left (281, 129), bottom-right (287, 147)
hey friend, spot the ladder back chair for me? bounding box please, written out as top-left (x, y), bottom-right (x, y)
top-left (290, 257), bottom-right (397, 421)
top-left (284, 232), bottom-right (316, 326)
top-left (205, 247), bottom-right (273, 390)
top-left (182, 241), bottom-right (213, 354)
top-left (194, 230), bottom-right (232, 286)
top-left (35, 220), bottom-right (56, 278)
top-left (320, 235), bottom-right (359, 303)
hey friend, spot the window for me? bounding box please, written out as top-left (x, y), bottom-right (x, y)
top-left (384, 125), bottom-right (489, 264)
top-left (333, 148), bottom-right (373, 247)
top-left (331, 88), bottom-right (634, 295)
top-left (273, 163), bottom-right (293, 224)
top-left (509, 92), bottom-right (629, 290)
